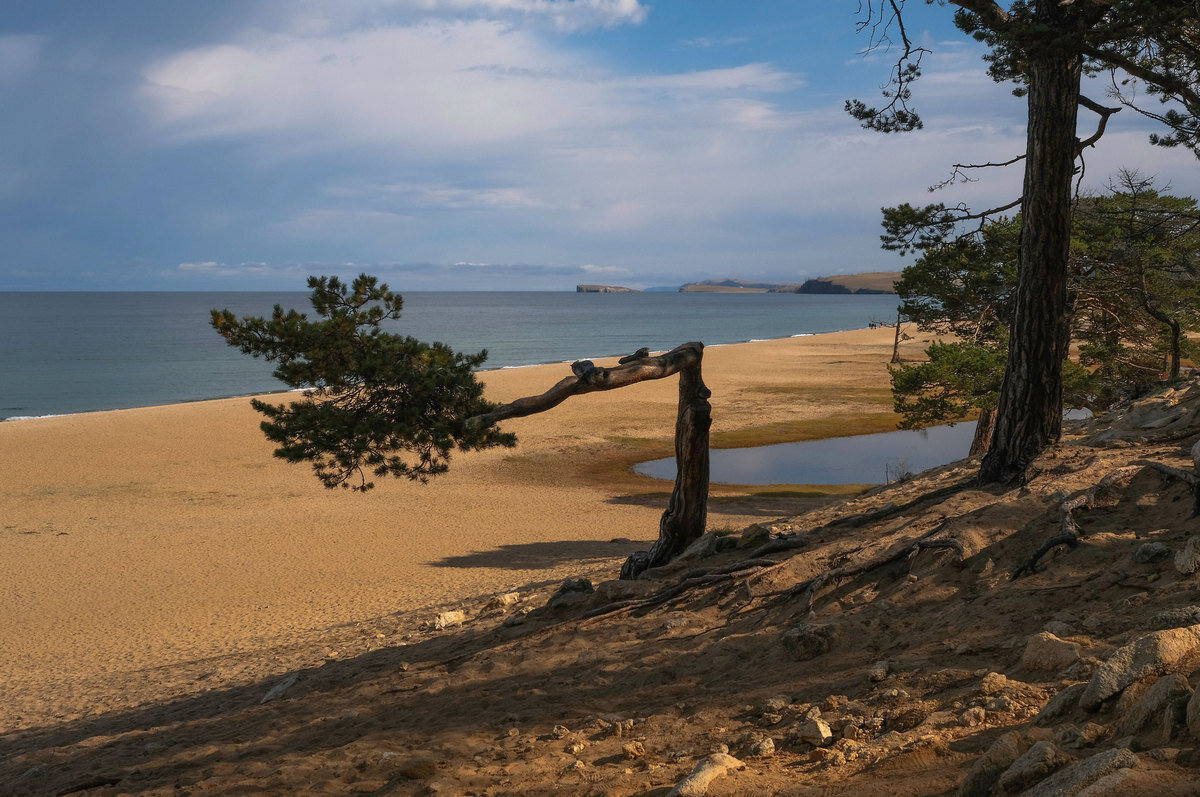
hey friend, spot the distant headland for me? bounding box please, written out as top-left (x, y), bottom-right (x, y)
top-left (677, 271), bottom-right (899, 294)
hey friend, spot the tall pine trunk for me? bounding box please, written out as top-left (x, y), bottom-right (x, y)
top-left (979, 9), bottom-right (1082, 485)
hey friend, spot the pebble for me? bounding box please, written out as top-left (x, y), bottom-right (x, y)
top-left (749, 737), bottom-right (775, 758)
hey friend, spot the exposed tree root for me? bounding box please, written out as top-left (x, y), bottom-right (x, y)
top-left (1011, 465), bottom-right (1143, 579)
top-left (1140, 458), bottom-right (1200, 517)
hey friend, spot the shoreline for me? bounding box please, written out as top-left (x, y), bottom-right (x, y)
top-left (0, 327), bottom-right (865, 423)
top-left (0, 326), bottom-right (930, 730)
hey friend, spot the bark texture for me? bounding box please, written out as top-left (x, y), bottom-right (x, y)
top-left (979, 8), bottom-right (1082, 484)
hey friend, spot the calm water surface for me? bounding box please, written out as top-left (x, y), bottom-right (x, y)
top-left (635, 422), bottom-right (979, 486)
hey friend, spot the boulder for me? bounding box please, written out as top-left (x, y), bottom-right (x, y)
top-left (1148, 605), bottom-right (1200, 630)
top-left (1079, 624), bottom-right (1200, 709)
top-left (666, 753), bottom-right (745, 797)
top-left (1113, 673), bottom-right (1192, 739)
top-left (1175, 537), bottom-right (1200, 575)
top-left (1132, 542), bottom-right (1171, 564)
top-left (1020, 749), bottom-right (1138, 797)
top-left (958, 730), bottom-right (1048, 797)
top-left (796, 718), bottom-right (834, 747)
top-left (1022, 632), bottom-right (1082, 672)
top-left (781, 623), bottom-right (835, 660)
top-left (996, 741), bottom-right (1070, 795)
top-left (433, 610), bottom-right (466, 630)
top-left (1034, 683), bottom-right (1087, 726)
top-left (1188, 682), bottom-right (1200, 738)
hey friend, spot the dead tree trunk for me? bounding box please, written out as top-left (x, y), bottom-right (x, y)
top-left (469, 342), bottom-right (711, 580)
top-left (621, 362), bottom-right (712, 579)
top-left (891, 309), bottom-right (904, 364)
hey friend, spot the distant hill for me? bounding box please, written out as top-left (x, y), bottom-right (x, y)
top-left (676, 271), bottom-right (899, 294)
top-left (576, 284), bottom-right (639, 293)
top-left (678, 279), bottom-right (787, 293)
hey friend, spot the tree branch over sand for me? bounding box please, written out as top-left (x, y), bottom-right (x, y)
top-left (213, 275), bottom-right (713, 580)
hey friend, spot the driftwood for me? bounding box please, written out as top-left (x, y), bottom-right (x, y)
top-left (1011, 465), bottom-right (1142, 579)
top-left (469, 342), bottom-right (711, 580)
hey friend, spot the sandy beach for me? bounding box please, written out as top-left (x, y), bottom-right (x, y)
top-left (0, 327), bottom-right (921, 730)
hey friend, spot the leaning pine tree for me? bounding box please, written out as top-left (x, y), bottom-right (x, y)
top-left (212, 274), bottom-right (711, 579)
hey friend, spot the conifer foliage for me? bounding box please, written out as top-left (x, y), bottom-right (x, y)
top-left (211, 275), bottom-right (515, 491)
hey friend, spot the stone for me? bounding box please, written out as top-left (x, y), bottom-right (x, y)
top-left (797, 718), bottom-right (834, 747)
top-left (996, 741), bottom-right (1070, 795)
top-left (749, 737), bottom-right (775, 758)
top-left (979, 672), bottom-right (1009, 695)
top-left (1175, 537), bottom-right (1200, 575)
top-left (1034, 683), bottom-right (1087, 726)
top-left (260, 672), bottom-right (300, 704)
top-left (565, 741), bottom-right (586, 755)
top-left (1022, 632), bottom-right (1082, 672)
top-left (761, 694), bottom-right (791, 713)
top-left (1149, 605), bottom-right (1200, 630)
top-left (958, 730), bottom-right (1046, 797)
top-left (781, 622), bottom-right (835, 660)
top-left (1079, 624), bottom-right (1200, 709)
top-left (1020, 748), bottom-right (1138, 797)
top-left (1113, 673), bottom-right (1192, 739)
top-left (485, 592), bottom-right (520, 610)
top-left (868, 661), bottom-right (889, 682)
top-left (1043, 620), bottom-right (1076, 637)
top-left (622, 741), bottom-right (646, 759)
top-left (1188, 681), bottom-right (1200, 738)
top-left (551, 724), bottom-right (571, 739)
top-left (1133, 542), bottom-right (1171, 563)
top-left (737, 524), bottom-right (772, 549)
top-left (959, 706), bottom-right (986, 727)
top-left (677, 532), bottom-right (726, 561)
top-left (433, 610), bottom-right (466, 630)
top-left (595, 578), bottom-right (659, 602)
top-left (547, 578), bottom-right (595, 611)
top-left (666, 753), bottom-right (745, 797)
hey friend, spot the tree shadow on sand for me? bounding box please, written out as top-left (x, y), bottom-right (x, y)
top-left (607, 490), bottom-right (840, 519)
top-left (429, 538), bottom-right (652, 570)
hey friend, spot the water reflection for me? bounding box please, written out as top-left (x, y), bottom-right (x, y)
top-left (634, 422), bottom-right (979, 486)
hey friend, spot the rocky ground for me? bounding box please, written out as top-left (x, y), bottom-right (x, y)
top-left (6, 383), bottom-right (1200, 795)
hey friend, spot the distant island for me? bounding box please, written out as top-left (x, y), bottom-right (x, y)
top-left (576, 284), bottom-right (639, 293)
top-left (677, 271), bottom-right (899, 294)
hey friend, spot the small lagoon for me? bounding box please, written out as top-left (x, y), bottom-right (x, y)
top-left (635, 422), bottom-right (979, 486)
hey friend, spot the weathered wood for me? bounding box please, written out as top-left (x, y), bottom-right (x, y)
top-left (468, 342), bottom-right (703, 427)
top-left (623, 361), bottom-right (712, 579)
top-left (467, 342), bottom-right (711, 580)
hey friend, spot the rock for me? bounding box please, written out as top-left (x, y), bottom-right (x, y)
top-left (621, 741), bottom-right (646, 760)
top-left (547, 578), bottom-right (595, 611)
top-left (1133, 542), bottom-right (1171, 563)
top-left (737, 524), bottom-right (772, 549)
top-left (1188, 681), bottom-right (1200, 738)
top-left (677, 532), bottom-right (727, 561)
top-left (1079, 624), bottom-right (1200, 709)
top-left (1113, 673), bottom-right (1192, 739)
top-left (979, 672), bottom-right (1009, 695)
top-left (1020, 748), bottom-right (1138, 797)
top-left (868, 661), bottom-right (889, 682)
top-left (260, 672), bottom-right (300, 704)
top-left (1149, 605), bottom-right (1200, 630)
top-left (550, 724), bottom-right (571, 739)
top-left (797, 718), bottom-right (834, 747)
top-left (595, 579), bottom-right (659, 602)
top-left (842, 723), bottom-right (864, 741)
top-left (1035, 683), bottom-right (1087, 726)
top-left (485, 592), bottom-right (520, 610)
top-left (433, 610), bottom-right (466, 630)
top-left (959, 706), bottom-right (986, 727)
top-left (959, 730), bottom-right (1046, 797)
top-left (761, 694), bottom-right (791, 713)
top-left (383, 755), bottom-right (440, 780)
top-left (1175, 537), bottom-right (1200, 575)
top-left (666, 753), bottom-right (745, 797)
top-left (749, 737), bottom-right (775, 758)
top-left (781, 623), bottom-right (835, 660)
top-left (997, 741), bottom-right (1070, 794)
top-left (565, 741), bottom-right (586, 755)
top-left (1022, 632), bottom-right (1082, 672)
top-left (1043, 620), bottom-right (1076, 637)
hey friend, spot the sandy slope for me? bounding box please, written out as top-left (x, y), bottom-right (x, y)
top-left (0, 326), bottom-right (919, 730)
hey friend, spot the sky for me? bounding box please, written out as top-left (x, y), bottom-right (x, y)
top-left (2, 0), bottom-right (1198, 291)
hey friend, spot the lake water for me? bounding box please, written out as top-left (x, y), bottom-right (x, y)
top-left (0, 290), bottom-right (900, 420)
top-left (635, 421), bottom-right (979, 486)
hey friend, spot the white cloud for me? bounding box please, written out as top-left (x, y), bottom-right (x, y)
top-left (0, 34), bottom-right (46, 84)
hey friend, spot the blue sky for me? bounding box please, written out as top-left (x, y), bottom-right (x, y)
top-left (2, 0), bottom-right (1197, 291)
